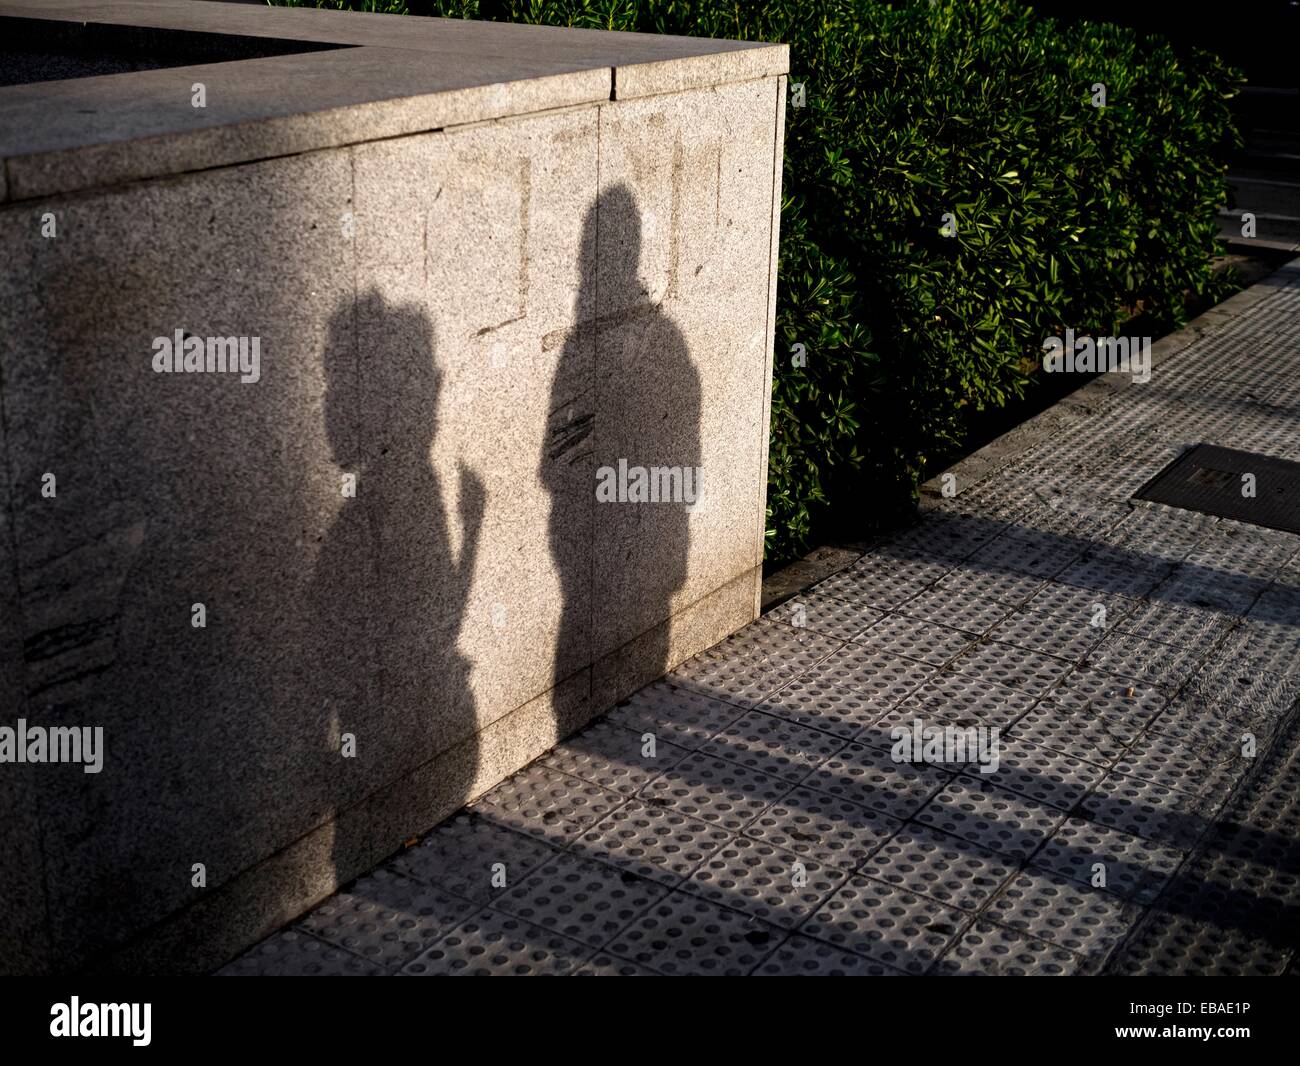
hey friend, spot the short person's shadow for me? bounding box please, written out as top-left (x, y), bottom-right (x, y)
top-left (311, 289), bottom-right (483, 882)
top-left (542, 184), bottom-right (701, 701)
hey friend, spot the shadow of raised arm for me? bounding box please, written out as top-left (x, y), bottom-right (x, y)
top-left (457, 460), bottom-right (487, 585)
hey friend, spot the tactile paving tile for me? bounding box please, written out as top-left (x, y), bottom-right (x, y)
top-left (1114, 597), bottom-right (1240, 649)
top-left (752, 934), bottom-right (908, 975)
top-left (985, 606), bottom-right (1110, 661)
top-left (1026, 495), bottom-right (1131, 541)
top-left (1031, 816), bottom-right (1184, 904)
top-left (638, 750), bottom-right (795, 831)
top-left (219, 929), bottom-right (386, 976)
top-left (604, 891), bottom-right (786, 976)
top-left (602, 680), bottom-right (747, 750)
top-left (400, 908), bottom-right (594, 976)
top-left (710, 618), bottom-right (843, 664)
top-left (1280, 549), bottom-right (1300, 582)
top-left (965, 735), bottom-right (1105, 811)
top-left (1079, 770), bottom-right (1223, 851)
top-left (1264, 375), bottom-right (1300, 420)
top-left (966, 532), bottom-right (1080, 582)
top-left (741, 786), bottom-right (902, 869)
top-left (667, 648), bottom-right (793, 712)
top-left (888, 512), bottom-right (1006, 561)
top-left (1150, 661), bottom-right (1300, 746)
top-left (759, 649), bottom-right (936, 737)
top-left (993, 458), bottom-right (1096, 498)
top-left (700, 708), bottom-right (847, 783)
top-left (1176, 844), bottom-right (1298, 935)
top-left (1226, 720), bottom-right (1300, 849)
top-left (932, 920), bottom-right (1088, 976)
top-left (1247, 582), bottom-right (1300, 627)
top-left (1107, 910), bottom-right (1291, 976)
top-left (1042, 462), bottom-right (1155, 505)
top-left (1232, 617), bottom-right (1300, 676)
top-left (853, 550), bottom-right (959, 588)
top-left (799, 875), bottom-right (969, 974)
top-left (851, 714), bottom-right (910, 754)
top-left (983, 528), bottom-right (1086, 556)
top-left (1190, 540), bottom-right (1289, 582)
top-left (473, 764), bottom-right (628, 845)
top-left (1056, 555), bottom-right (1164, 598)
top-left (1153, 570), bottom-right (1268, 614)
top-left (851, 613), bottom-right (975, 665)
top-left (1109, 499), bottom-right (1219, 549)
top-left (1083, 533), bottom-right (1186, 577)
top-left (1049, 509), bottom-right (1140, 546)
top-left (858, 713), bottom-right (1001, 775)
top-left (1009, 697), bottom-right (1144, 765)
top-left (793, 641), bottom-right (939, 692)
top-left (764, 591), bottom-right (885, 642)
top-left (896, 585), bottom-right (1014, 635)
top-left (933, 566), bottom-right (1050, 607)
top-left (755, 677), bottom-right (888, 739)
top-left (811, 565), bottom-right (928, 610)
top-left (681, 836), bottom-right (849, 929)
top-left (1147, 704), bottom-right (1269, 753)
top-left (1051, 665), bottom-right (1168, 720)
top-left (1022, 579), bottom-right (1142, 626)
top-left (1213, 827), bottom-right (1300, 910)
top-left (800, 741), bottom-right (950, 819)
top-left (571, 952), bottom-right (661, 976)
top-left (937, 480), bottom-right (1029, 520)
top-left (1087, 535), bottom-right (1192, 580)
top-left (857, 825), bottom-right (1015, 912)
top-left (670, 620), bottom-right (842, 708)
top-left (948, 641), bottom-right (1072, 697)
top-left (1220, 520), bottom-right (1299, 554)
top-left (387, 811), bottom-right (562, 902)
top-left (539, 720), bottom-right (689, 795)
top-left (569, 799), bottom-right (734, 885)
top-left (492, 854), bottom-right (671, 948)
top-left (915, 776), bottom-right (1066, 860)
top-left (891, 673), bottom-right (1040, 730)
top-left (1102, 450), bottom-right (1187, 486)
top-left (1083, 632), bottom-right (1211, 690)
top-left (1110, 731), bottom-right (1249, 802)
top-left (1133, 398), bottom-right (1274, 448)
top-left (1186, 530), bottom-right (1294, 578)
top-left (298, 868), bottom-right (477, 970)
top-left (1070, 446), bottom-right (1174, 486)
top-left (983, 867), bottom-right (1137, 961)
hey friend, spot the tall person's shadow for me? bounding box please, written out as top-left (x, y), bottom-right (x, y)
top-left (542, 184), bottom-right (702, 705)
top-left (312, 289), bottom-right (484, 883)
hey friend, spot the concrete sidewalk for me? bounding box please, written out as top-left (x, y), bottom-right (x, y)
top-left (222, 259), bottom-right (1300, 977)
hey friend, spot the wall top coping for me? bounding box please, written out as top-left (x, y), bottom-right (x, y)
top-left (0, 0), bottom-right (788, 202)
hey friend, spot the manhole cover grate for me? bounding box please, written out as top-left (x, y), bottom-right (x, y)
top-left (1133, 443), bottom-right (1300, 534)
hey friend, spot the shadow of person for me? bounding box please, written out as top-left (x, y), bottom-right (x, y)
top-left (542, 184), bottom-right (702, 710)
top-left (313, 288), bottom-right (484, 885)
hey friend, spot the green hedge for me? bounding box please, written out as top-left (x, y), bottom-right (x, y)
top-left (276, 0), bottom-right (1243, 562)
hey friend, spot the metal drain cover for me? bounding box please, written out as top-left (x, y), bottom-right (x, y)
top-left (1133, 443), bottom-right (1300, 535)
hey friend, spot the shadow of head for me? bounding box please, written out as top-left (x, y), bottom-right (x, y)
top-left (323, 287), bottom-right (442, 470)
top-left (586, 182), bottom-right (647, 305)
